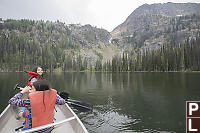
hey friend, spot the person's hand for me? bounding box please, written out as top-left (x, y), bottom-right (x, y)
top-left (21, 86), bottom-right (31, 94)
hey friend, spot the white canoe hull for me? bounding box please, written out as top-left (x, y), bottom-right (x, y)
top-left (0, 104), bottom-right (88, 133)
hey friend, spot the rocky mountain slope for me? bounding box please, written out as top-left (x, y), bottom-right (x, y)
top-left (111, 2), bottom-right (200, 52)
top-left (68, 24), bottom-right (117, 64)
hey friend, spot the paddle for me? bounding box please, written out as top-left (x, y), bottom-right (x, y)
top-left (13, 84), bottom-right (23, 90)
top-left (13, 84), bottom-right (93, 111)
top-left (59, 92), bottom-right (93, 111)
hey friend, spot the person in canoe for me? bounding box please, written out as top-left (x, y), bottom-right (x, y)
top-left (9, 79), bottom-right (66, 132)
top-left (14, 66), bottom-right (45, 120)
top-left (27, 65), bottom-right (44, 87)
top-left (14, 66), bottom-right (44, 90)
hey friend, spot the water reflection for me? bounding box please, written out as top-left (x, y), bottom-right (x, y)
top-left (1, 72), bottom-right (200, 133)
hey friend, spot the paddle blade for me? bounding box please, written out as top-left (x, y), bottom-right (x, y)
top-left (67, 101), bottom-right (93, 112)
top-left (68, 99), bottom-right (93, 110)
top-left (13, 84), bottom-right (20, 90)
top-left (59, 92), bottom-right (69, 100)
top-left (60, 91), bottom-right (93, 112)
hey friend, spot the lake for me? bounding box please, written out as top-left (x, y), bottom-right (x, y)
top-left (0, 72), bottom-right (200, 133)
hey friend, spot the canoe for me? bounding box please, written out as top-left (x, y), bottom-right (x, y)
top-left (0, 103), bottom-right (88, 133)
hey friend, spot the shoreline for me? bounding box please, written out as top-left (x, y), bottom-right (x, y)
top-left (1, 70), bottom-right (200, 73)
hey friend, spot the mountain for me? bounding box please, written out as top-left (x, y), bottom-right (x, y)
top-left (0, 19), bottom-right (118, 71)
top-left (111, 2), bottom-right (200, 51)
top-left (1, 2), bottom-right (200, 72)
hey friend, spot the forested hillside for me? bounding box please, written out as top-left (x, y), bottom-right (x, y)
top-left (106, 37), bottom-right (200, 72)
top-left (1, 3), bottom-right (200, 72)
top-left (108, 3), bottom-right (200, 72)
top-left (0, 19), bottom-right (116, 71)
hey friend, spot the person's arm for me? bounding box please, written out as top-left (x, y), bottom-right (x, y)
top-left (56, 94), bottom-right (66, 105)
top-left (8, 92), bottom-right (30, 107)
top-left (8, 86), bottom-right (31, 107)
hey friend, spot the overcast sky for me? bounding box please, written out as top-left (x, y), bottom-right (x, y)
top-left (0, 0), bottom-right (200, 31)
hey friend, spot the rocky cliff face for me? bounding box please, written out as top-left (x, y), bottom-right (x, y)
top-left (111, 3), bottom-right (200, 51)
top-left (68, 24), bottom-right (118, 65)
top-left (69, 24), bottom-right (111, 46)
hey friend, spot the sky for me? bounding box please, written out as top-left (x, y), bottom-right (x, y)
top-left (0, 0), bottom-right (200, 31)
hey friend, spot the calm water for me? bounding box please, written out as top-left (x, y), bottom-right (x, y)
top-left (1, 72), bottom-right (200, 133)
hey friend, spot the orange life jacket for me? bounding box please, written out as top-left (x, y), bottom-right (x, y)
top-left (25, 89), bottom-right (57, 128)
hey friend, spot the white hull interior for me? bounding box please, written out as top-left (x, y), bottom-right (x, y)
top-left (0, 104), bottom-right (88, 133)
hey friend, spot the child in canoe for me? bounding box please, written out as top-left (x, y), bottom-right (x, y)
top-left (9, 80), bottom-right (65, 132)
top-left (27, 66), bottom-right (44, 87)
top-left (14, 66), bottom-right (45, 119)
top-left (14, 66), bottom-right (44, 90)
